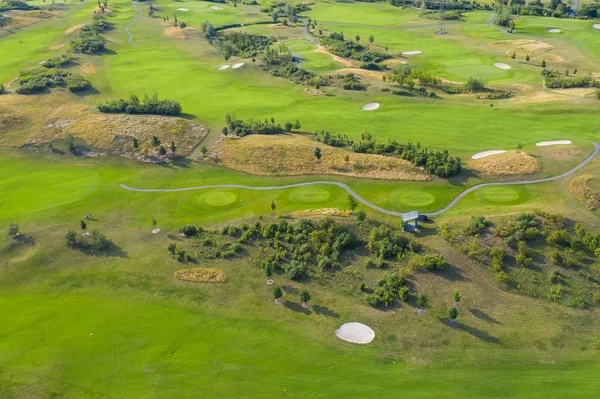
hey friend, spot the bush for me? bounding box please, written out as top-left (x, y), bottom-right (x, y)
top-left (410, 254), bottom-right (446, 271)
top-left (89, 231), bottom-right (109, 250)
top-left (180, 224), bottom-right (199, 237)
top-left (66, 74), bottom-right (91, 92)
top-left (98, 94), bottom-right (182, 116)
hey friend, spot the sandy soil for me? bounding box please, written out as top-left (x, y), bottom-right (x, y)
top-left (176, 8), bottom-right (189, 11)
top-left (313, 45), bottom-right (355, 67)
top-left (231, 62), bottom-right (244, 69)
top-left (536, 140), bottom-right (572, 146)
top-left (80, 64), bottom-right (97, 75)
top-left (593, 24), bottom-right (600, 29)
top-left (362, 102), bottom-right (379, 111)
top-left (49, 44), bottom-right (66, 50)
top-left (338, 68), bottom-right (384, 81)
top-left (471, 150), bottom-right (506, 159)
top-left (402, 50), bottom-right (422, 55)
top-left (64, 23), bottom-right (85, 35)
top-left (210, 5), bottom-right (223, 10)
top-left (494, 63), bottom-right (511, 70)
top-left (152, 229), bottom-right (161, 234)
top-left (549, 28), bottom-right (561, 33)
top-left (164, 27), bottom-right (187, 39)
top-left (335, 322), bottom-right (375, 344)
top-left (217, 64), bottom-right (230, 70)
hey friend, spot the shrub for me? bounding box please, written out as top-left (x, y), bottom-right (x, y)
top-left (180, 224), bottom-right (199, 237)
top-left (549, 269), bottom-right (562, 284)
top-left (89, 231), bottom-right (109, 250)
top-left (98, 94), bottom-right (182, 116)
top-left (410, 254), bottom-right (446, 271)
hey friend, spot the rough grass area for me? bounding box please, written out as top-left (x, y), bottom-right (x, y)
top-left (175, 268), bottom-right (228, 283)
top-left (468, 151), bottom-right (541, 176)
top-left (210, 134), bottom-right (431, 181)
top-left (0, 93), bottom-right (208, 157)
top-left (569, 175), bottom-right (600, 210)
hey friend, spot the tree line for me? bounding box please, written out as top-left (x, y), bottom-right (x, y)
top-left (16, 67), bottom-right (91, 94)
top-left (222, 114), bottom-right (300, 136)
top-left (97, 94), bottom-right (182, 116)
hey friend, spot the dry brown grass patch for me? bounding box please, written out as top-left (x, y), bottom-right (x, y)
top-left (338, 68), bottom-right (384, 81)
top-left (537, 146), bottom-right (583, 161)
top-left (304, 87), bottom-right (323, 96)
top-left (469, 151), bottom-right (541, 175)
top-left (291, 208), bottom-right (351, 217)
top-left (490, 39), bottom-right (535, 49)
top-left (164, 27), bottom-right (187, 39)
top-left (65, 23), bottom-right (85, 35)
top-left (0, 93), bottom-right (208, 158)
top-left (175, 268), bottom-right (228, 283)
top-left (210, 134), bottom-right (430, 181)
top-left (314, 45), bottom-right (355, 67)
top-left (80, 63), bottom-right (97, 75)
top-left (569, 175), bottom-right (600, 210)
top-left (554, 88), bottom-right (597, 97)
top-left (382, 58), bottom-right (408, 67)
top-left (49, 44), bottom-right (66, 50)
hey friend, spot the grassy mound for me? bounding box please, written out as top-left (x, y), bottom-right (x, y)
top-left (469, 151), bottom-right (541, 176)
top-left (174, 268), bottom-right (228, 283)
top-left (569, 175), bottom-right (600, 210)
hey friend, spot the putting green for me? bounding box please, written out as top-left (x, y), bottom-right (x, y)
top-left (288, 187), bottom-right (331, 204)
top-left (202, 191), bottom-right (238, 207)
top-left (477, 186), bottom-right (526, 205)
top-left (389, 189), bottom-right (435, 207)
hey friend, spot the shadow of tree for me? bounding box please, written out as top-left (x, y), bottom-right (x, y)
top-left (313, 305), bottom-right (340, 318)
top-left (284, 300), bottom-right (311, 315)
top-left (469, 308), bottom-right (502, 325)
top-left (283, 285), bottom-right (298, 296)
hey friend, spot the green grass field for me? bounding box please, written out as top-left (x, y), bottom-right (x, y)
top-left (2, 0), bottom-right (600, 396)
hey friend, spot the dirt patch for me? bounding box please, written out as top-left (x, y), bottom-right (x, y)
top-left (508, 88), bottom-right (568, 104)
top-left (175, 268), bottom-right (228, 283)
top-left (537, 146), bottom-right (583, 161)
top-left (65, 23), bottom-right (85, 36)
top-left (304, 87), bottom-right (322, 96)
top-left (210, 134), bottom-right (430, 181)
top-left (382, 58), bottom-right (408, 67)
top-left (314, 45), bottom-right (355, 67)
top-left (491, 39), bottom-right (555, 58)
top-left (469, 151), bottom-right (541, 175)
top-left (490, 39), bottom-right (535, 49)
top-left (0, 93), bottom-right (208, 159)
top-left (554, 88), bottom-right (597, 97)
top-left (164, 27), bottom-right (187, 39)
top-left (80, 63), bottom-right (96, 75)
top-left (49, 44), bottom-right (66, 50)
top-left (569, 175), bottom-right (600, 210)
top-left (338, 68), bottom-right (384, 81)
top-left (291, 208), bottom-right (351, 217)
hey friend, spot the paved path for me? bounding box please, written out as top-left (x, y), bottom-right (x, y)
top-left (125, 1), bottom-right (142, 45)
top-left (120, 142), bottom-right (599, 218)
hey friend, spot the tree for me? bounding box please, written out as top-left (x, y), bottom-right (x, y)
top-left (355, 35), bottom-right (360, 43)
top-left (344, 154), bottom-right (349, 163)
top-left (299, 288), bottom-right (311, 305)
top-left (293, 119), bottom-right (301, 130)
top-left (273, 285), bottom-right (283, 300)
top-left (80, 220), bottom-right (87, 231)
top-left (158, 146), bottom-right (167, 156)
top-left (517, 143), bottom-right (523, 150)
top-left (313, 146), bottom-right (322, 161)
top-left (368, 35), bottom-right (374, 43)
top-left (270, 200), bottom-right (276, 212)
top-left (132, 137), bottom-right (139, 149)
top-left (66, 134), bottom-right (76, 154)
top-left (170, 141), bottom-right (176, 153)
top-left (453, 291), bottom-right (461, 303)
top-left (8, 224), bottom-right (19, 238)
top-left (348, 195), bottom-right (358, 211)
top-left (252, 56), bottom-right (256, 63)
top-left (264, 263), bottom-right (273, 278)
top-left (65, 229), bottom-right (77, 246)
top-left (525, 54), bottom-right (530, 62)
top-left (284, 122), bottom-right (293, 132)
top-left (355, 209), bottom-right (366, 223)
top-left (449, 307), bottom-right (458, 321)
top-left (509, 20), bottom-right (515, 31)
top-left (573, 68), bottom-right (577, 75)
top-left (174, 14), bottom-right (177, 23)
top-left (541, 59), bottom-right (546, 68)
top-left (416, 293), bottom-right (429, 308)
top-left (151, 217), bottom-right (157, 227)
top-left (201, 145), bottom-right (208, 156)
top-left (565, 68), bottom-right (569, 76)
top-left (511, 51), bottom-right (516, 59)
top-left (168, 243), bottom-right (177, 254)
top-left (272, 10), bottom-right (279, 22)
top-left (151, 136), bottom-right (161, 147)
top-left (179, 22), bottom-right (186, 29)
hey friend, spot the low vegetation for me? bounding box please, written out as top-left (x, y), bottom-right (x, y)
top-left (174, 268), bottom-right (228, 283)
top-left (70, 15), bottom-right (109, 54)
top-left (98, 94), bottom-right (182, 116)
top-left (542, 69), bottom-right (599, 89)
top-left (569, 175), bottom-right (600, 210)
top-left (16, 67), bottom-right (91, 94)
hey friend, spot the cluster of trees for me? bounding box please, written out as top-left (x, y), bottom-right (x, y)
top-left (16, 67), bottom-right (91, 94)
top-left (320, 32), bottom-right (390, 68)
top-left (221, 32), bottom-right (277, 59)
top-left (261, 49), bottom-right (327, 86)
top-left (222, 114), bottom-right (300, 136)
top-left (408, 253), bottom-right (446, 271)
top-left (0, 84), bottom-right (5, 95)
top-left (71, 15), bottom-right (108, 54)
top-left (0, 13), bottom-right (11, 27)
top-left (541, 69), bottom-right (598, 89)
top-left (65, 229), bottom-right (110, 251)
top-left (337, 73), bottom-right (366, 91)
top-left (0, 0), bottom-right (38, 11)
top-left (97, 94), bottom-right (182, 116)
top-left (367, 272), bottom-right (409, 307)
top-left (367, 225), bottom-right (421, 260)
top-left (41, 52), bottom-right (76, 68)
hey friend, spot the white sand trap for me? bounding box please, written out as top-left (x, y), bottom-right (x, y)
top-left (231, 62), bottom-right (245, 69)
top-left (217, 65), bottom-right (230, 70)
top-left (176, 8), bottom-right (188, 11)
top-left (265, 279), bottom-right (274, 285)
top-left (152, 228), bottom-right (161, 234)
top-left (593, 24), bottom-right (600, 30)
top-left (471, 150), bottom-right (506, 160)
top-left (536, 140), bottom-right (572, 147)
top-left (362, 102), bottom-right (379, 111)
top-left (402, 50), bottom-right (422, 55)
top-left (335, 322), bottom-right (375, 344)
top-left (210, 5), bottom-right (223, 10)
top-left (548, 28), bottom-right (561, 33)
top-left (494, 63), bottom-right (512, 70)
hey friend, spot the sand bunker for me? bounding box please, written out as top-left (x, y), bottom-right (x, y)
top-left (210, 5), bottom-right (223, 10)
top-left (536, 140), bottom-right (572, 146)
top-left (494, 63), bottom-right (512, 70)
top-left (471, 150), bottom-right (506, 159)
top-left (49, 44), bottom-right (66, 50)
top-left (335, 322), bottom-right (375, 344)
top-left (164, 27), bottom-right (187, 39)
top-left (152, 228), bottom-right (161, 234)
top-left (176, 8), bottom-right (188, 11)
top-left (231, 62), bottom-right (244, 69)
top-left (593, 24), bottom-right (600, 29)
top-left (548, 28), bottom-right (562, 33)
top-left (80, 64), bottom-right (96, 75)
top-left (314, 45), bottom-right (354, 67)
top-left (402, 50), bottom-right (422, 55)
top-left (64, 23), bottom-right (85, 36)
top-left (362, 102), bottom-right (379, 111)
top-left (217, 64), bottom-right (230, 70)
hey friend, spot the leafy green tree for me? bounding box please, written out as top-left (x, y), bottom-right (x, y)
top-left (348, 195), bottom-right (358, 211)
top-left (151, 217), bottom-right (157, 227)
top-left (355, 35), bottom-right (360, 42)
top-left (66, 134), bottom-right (76, 154)
top-left (416, 293), bottom-right (429, 308)
top-left (525, 54), bottom-right (530, 62)
top-left (80, 220), bottom-right (87, 231)
top-left (344, 154), bottom-right (350, 163)
top-left (517, 143), bottom-right (523, 150)
top-left (511, 52), bottom-right (516, 59)
top-left (158, 146), bottom-right (167, 156)
top-left (272, 10), bottom-right (279, 22)
top-left (541, 59), bottom-right (546, 68)
top-left (293, 119), bottom-right (301, 130)
top-left (284, 122), bottom-right (293, 132)
top-left (313, 147), bottom-right (322, 161)
top-left (132, 137), bottom-right (139, 149)
top-left (264, 263), bottom-right (274, 278)
top-left (151, 136), bottom-right (161, 147)
top-left (368, 35), bottom-right (374, 43)
top-left (201, 145), bottom-right (208, 156)
top-left (65, 229), bottom-right (77, 246)
top-left (170, 141), bottom-right (176, 153)
top-left (299, 288), bottom-right (311, 304)
top-left (168, 243), bottom-right (177, 254)
top-left (8, 224), bottom-right (19, 237)
top-left (90, 231), bottom-right (110, 250)
top-left (270, 200), bottom-right (276, 211)
top-left (453, 291), bottom-right (461, 303)
top-left (449, 307), bottom-right (458, 321)
top-left (355, 209), bottom-right (366, 223)
top-left (179, 22), bottom-right (186, 29)
top-left (273, 285), bottom-right (283, 300)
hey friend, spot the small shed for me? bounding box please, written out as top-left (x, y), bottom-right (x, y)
top-left (402, 211), bottom-right (421, 232)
